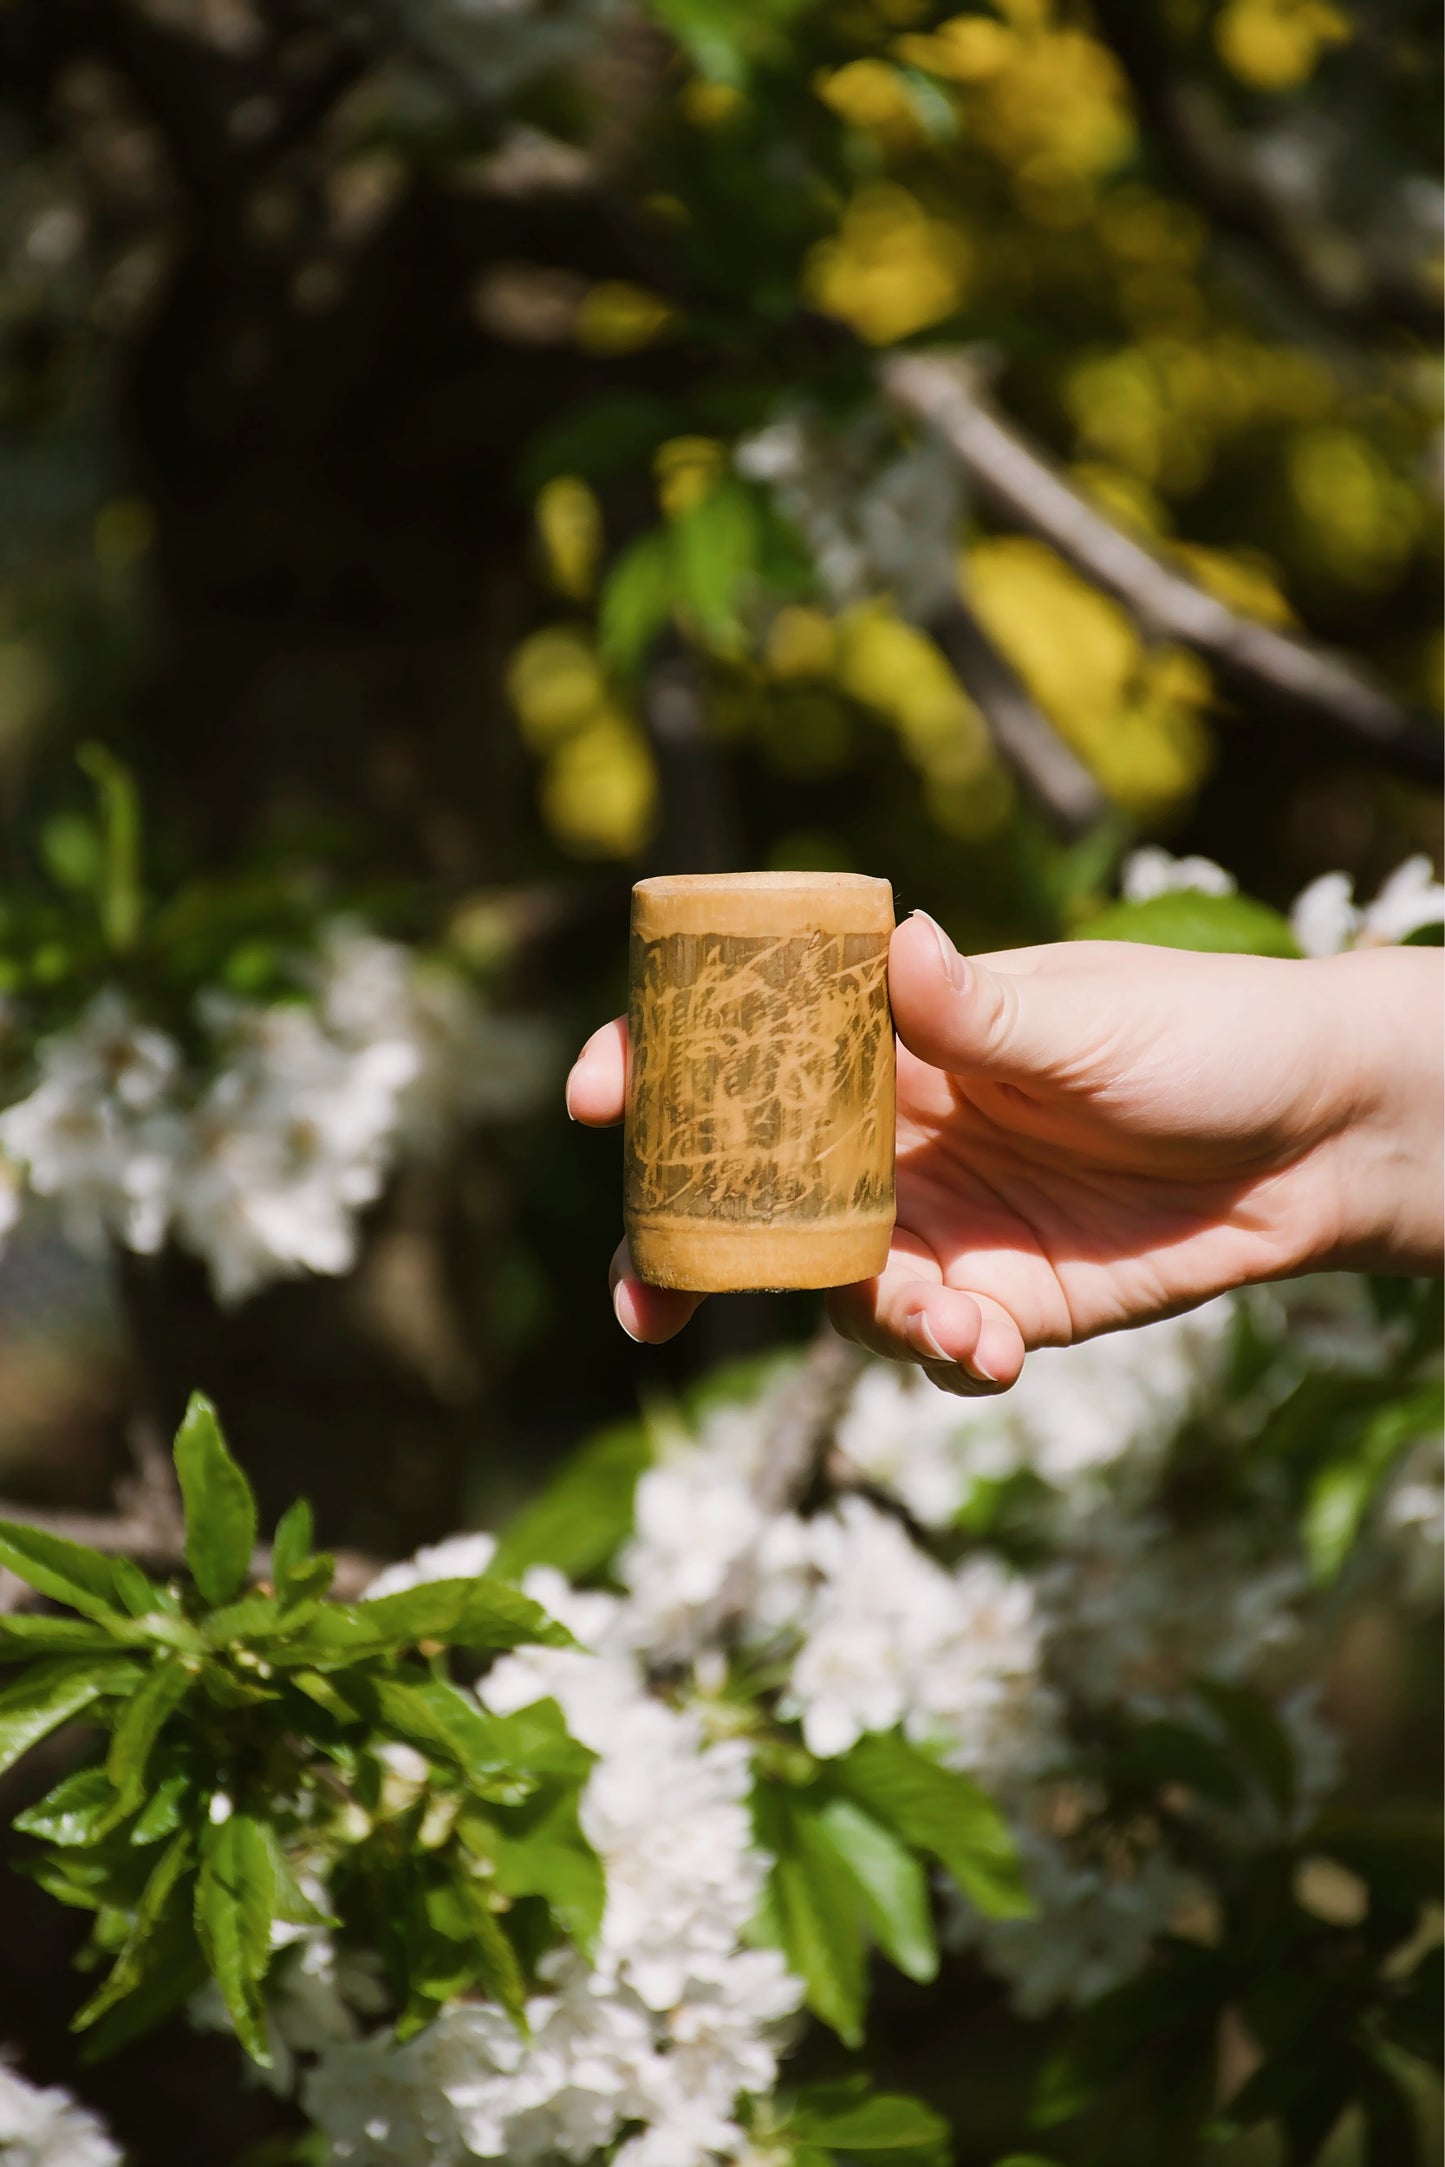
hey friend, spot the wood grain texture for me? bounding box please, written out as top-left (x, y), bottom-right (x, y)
top-left (624, 874), bottom-right (896, 1292)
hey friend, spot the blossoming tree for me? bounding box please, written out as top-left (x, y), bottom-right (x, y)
top-left (0, 0), bottom-right (1440, 2163)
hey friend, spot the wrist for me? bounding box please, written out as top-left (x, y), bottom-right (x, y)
top-left (1313, 947), bottom-right (1444, 1275)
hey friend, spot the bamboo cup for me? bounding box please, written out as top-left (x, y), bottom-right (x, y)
top-left (624, 872), bottom-right (896, 1292)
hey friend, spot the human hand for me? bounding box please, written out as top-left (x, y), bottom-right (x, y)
top-left (567, 914), bottom-right (1442, 1394)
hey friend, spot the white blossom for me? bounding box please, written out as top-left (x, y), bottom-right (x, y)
top-left (0, 926), bottom-right (548, 1305)
top-left (1291, 854), bottom-right (1445, 956)
top-left (1120, 847), bottom-right (1236, 902)
top-left (0, 2058), bottom-right (122, 2167)
top-left (363, 1531), bottom-right (498, 1600)
top-left (303, 1561), bottom-right (802, 2167)
top-left (0, 989), bottom-right (182, 1255)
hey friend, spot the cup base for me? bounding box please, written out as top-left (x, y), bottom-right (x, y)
top-left (625, 1215), bottom-right (894, 1294)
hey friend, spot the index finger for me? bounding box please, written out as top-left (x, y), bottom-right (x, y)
top-left (566, 1017), bottom-right (627, 1126)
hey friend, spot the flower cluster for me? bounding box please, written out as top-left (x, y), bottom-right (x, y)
top-left (298, 1547), bottom-right (802, 2167)
top-left (0, 924), bottom-right (549, 1303)
top-left (0, 2058), bottom-right (121, 2167)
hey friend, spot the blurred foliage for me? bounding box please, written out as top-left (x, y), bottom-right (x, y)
top-left (0, 0), bottom-right (1439, 2158)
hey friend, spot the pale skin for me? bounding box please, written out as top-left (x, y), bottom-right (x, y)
top-left (566, 913), bottom-right (1444, 1397)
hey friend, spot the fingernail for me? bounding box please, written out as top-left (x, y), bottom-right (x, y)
top-left (910, 910), bottom-right (966, 991)
top-left (563, 1066), bottom-right (579, 1121)
top-left (906, 1310), bottom-right (951, 1362)
top-left (612, 1282), bottom-right (642, 1343)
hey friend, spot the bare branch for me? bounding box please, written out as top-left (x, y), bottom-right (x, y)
top-left (928, 597), bottom-right (1108, 836)
top-left (0, 1497), bottom-right (383, 1610)
top-left (884, 353), bottom-right (1442, 782)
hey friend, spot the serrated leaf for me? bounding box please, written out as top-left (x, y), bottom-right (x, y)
top-left (837, 1734), bottom-right (1031, 1920)
top-left (106, 1659), bottom-right (194, 1812)
top-left (174, 1392), bottom-right (258, 1607)
top-left (79, 1917), bottom-right (207, 2063)
top-left (0, 1615), bottom-right (135, 1662)
top-left (112, 1558), bottom-right (163, 1618)
top-left (366, 1674), bottom-right (536, 1803)
top-left (761, 1792), bottom-right (866, 2046)
top-left (0, 1658), bottom-right (135, 1780)
top-left (810, 1793), bottom-right (938, 1984)
top-left (262, 1824), bottom-right (336, 1928)
top-left (132, 1764), bottom-right (193, 1846)
top-left (195, 1811), bottom-right (275, 2064)
top-left (0, 1520), bottom-right (130, 1625)
top-left (14, 1765), bottom-right (120, 1847)
top-left (455, 1874), bottom-right (528, 2028)
top-left (271, 1499), bottom-right (314, 1606)
top-left (492, 1421), bottom-right (651, 1583)
top-left (279, 1579), bottom-right (572, 1666)
top-left (465, 1756), bottom-right (605, 1957)
top-left (74, 1830), bottom-right (193, 2032)
top-left (1074, 891), bottom-right (1300, 957)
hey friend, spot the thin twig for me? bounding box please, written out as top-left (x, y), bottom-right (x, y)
top-left (929, 596), bottom-right (1108, 835)
top-left (0, 1498), bottom-right (383, 1609)
top-left (884, 353), bottom-right (1442, 780)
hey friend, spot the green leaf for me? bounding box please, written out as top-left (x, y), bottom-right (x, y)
top-left (76, 742), bottom-right (143, 953)
top-left (810, 1793), bottom-right (938, 1983)
top-left (760, 1791), bottom-right (866, 2046)
top-left (455, 1873), bottom-right (528, 2027)
top-left (671, 480), bottom-right (759, 655)
top-left (492, 1420), bottom-right (651, 1582)
top-left (464, 1759), bottom-right (605, 1956)
top-left (0, 1659), bottom-right (130, 1780)
top-left (262, 1824), bottom-right (336, 1928)
top-left (111, 1557), bottom-right (163, 1618)
top-left (106, 1659), bottom-right (195, 1812)
top-left (174, 1393), bottom-right (258, 1606)
top-left (1074, 891), bottom-right (1301, 957)
top-left (79, 1918), bottom-right (207, 2063)
top-left (194, 1810), bottom-right (275, 2064)
top-left (0, 1520), bottom-right (130, 1625)
top-left (14, 1765), bottom-right (120, 1847)
top-left (598, 529), bottom-right (677, 676)
top-left (790, 2082), bottom-right (952, 2157)
top-left (327, 1577), bottom-right (574, 1656)
top-left (366, 1675), bottom-right (536, 1802)
top-left (74, 1829), bottom-right (194, 2032)
top-left (0, 1615), bottom-right (134, 1661)
top-left (837, 1734), bottom-right (1031, 1920)
top-left (132, 1763), bottom-right (193, 1847)
top-left (271, 1499), bottom-right (315, 1606)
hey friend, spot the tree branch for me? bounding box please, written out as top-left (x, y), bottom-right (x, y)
top-left (928, 597), bottom-right (1108, 835)
top-left (884, 353), bottom-right (1442, 781)
top-left (650, 1322), bottom-right (866, 1675)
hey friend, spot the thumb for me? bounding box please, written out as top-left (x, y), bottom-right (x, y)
top-left (889, 911), bottom-right (1081, 1083)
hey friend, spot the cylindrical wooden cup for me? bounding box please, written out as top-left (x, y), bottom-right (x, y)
top-left (624, 872), bottom-right (896, 1292)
